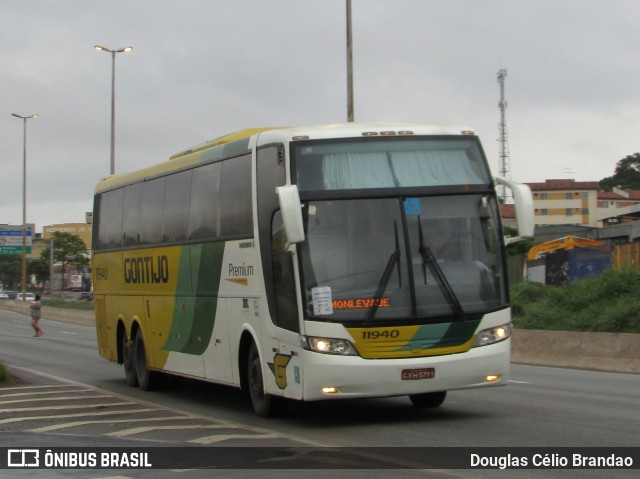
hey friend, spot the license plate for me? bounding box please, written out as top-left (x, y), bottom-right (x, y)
top-left (401, 368), bottom-right (435, 380)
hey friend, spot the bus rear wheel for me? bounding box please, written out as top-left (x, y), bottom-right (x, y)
top-left (134, 333), bottom-right (160, 391)
top-left (409, 391), bottom-right (447, 408)
top-left (247, 342), bottom-right (282, 418)
top-left (122, 332), bottom-right (138, 387)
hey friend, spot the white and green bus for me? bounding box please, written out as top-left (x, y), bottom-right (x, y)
top-left (92, 123), bottom-right (533, 417)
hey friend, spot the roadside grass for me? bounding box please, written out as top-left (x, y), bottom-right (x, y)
top-left (511, 269), bottom-right (640, 333)
top-left (42, 298), bottom-right (93, 310)
top-left (0, 361), bottom-right (14, 386)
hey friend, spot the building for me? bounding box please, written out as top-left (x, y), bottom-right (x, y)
top-left (526, 179), bottom-right (600, 228)
top-left (499, 180), bottom-right (640, 242)
top-left (597, 187), bottom-right (640, 226)
top-left (43, 223), bottom-right (92, 250)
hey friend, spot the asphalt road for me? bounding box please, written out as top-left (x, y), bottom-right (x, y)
top-left (0, 309), bottom-right (638, 479)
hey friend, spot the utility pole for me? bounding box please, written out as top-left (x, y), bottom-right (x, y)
top-left (497, 69), bottom-right (511, 202)
top-left (346, 0), bottom-right (354, 122)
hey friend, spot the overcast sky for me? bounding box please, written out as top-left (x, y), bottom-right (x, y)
top-left (1, 0), bottom-right (639, 232)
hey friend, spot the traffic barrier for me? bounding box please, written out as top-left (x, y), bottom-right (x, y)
top-left (1, 300), bottom-right (638, 373)
top-left (511, 329), bottom-right (640, 374)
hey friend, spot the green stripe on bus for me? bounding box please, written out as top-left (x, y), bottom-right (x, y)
top-left (163, 242), bottom-right (226, 355)
top-left (397, 319), bottom-right (480, 352)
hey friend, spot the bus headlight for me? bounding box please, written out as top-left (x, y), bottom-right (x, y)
top-left (473, 323), bottom-right (512, 347)
top-left (302, 336), bottom-right (358, 356)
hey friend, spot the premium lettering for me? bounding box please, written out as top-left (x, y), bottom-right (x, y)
top-left (229, 262), bottom-right (254, 277)
top-left (124, 256), bottom-right (169, 284)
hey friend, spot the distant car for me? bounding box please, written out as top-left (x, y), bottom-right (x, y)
top-left (5, 291), bottom-right (17, 300)
top-left (0, 292), bottom-right (8, 300)
top-left (16, 293), bottom-right (36, 302)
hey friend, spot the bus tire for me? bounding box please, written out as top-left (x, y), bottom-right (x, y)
top-left (247, 341), bottom-right (282, 418)
top-left (409, 391), bottom-right (447, 408)
top-left (134, 332), bottom-right (159, 391)
top-left (122, 332), bottom-right (138, 387)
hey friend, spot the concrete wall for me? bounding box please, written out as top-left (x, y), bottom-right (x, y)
top-left (1, 301), bottom-right (638, 374)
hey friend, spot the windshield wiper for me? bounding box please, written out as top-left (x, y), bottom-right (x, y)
top-left (418, 216), bottom-right (464, 319)
top-left (366, 221), bottom-right (401, 323)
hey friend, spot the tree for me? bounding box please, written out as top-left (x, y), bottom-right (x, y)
top-left (40, 232), bottom-right (88, 290)
top-left (0, 255), bottom-right (21, 290)
top-left (599, 153), bottom-right (640, 191)
top-left (28, 258), bottom-right (50, 290)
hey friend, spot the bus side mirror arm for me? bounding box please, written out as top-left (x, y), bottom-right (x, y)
top-left (276, 185), bottom-right (306, 250)
top-left (494, 177), bottom-right (535, 245)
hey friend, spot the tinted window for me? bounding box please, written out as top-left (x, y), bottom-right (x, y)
top-left (163, 170), bottom-right (192, 242)
top-left (95, 188), bottom-right (124, 250)
top-left (190, 161), bottom-right (221, 240)
top-left (139, 178), bottom-right (165, 245)
top-left (219, 155), bottom-right (252, 238)
top-left (122, 183), bottom-right (142, 247)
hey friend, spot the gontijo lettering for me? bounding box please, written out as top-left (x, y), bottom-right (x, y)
top-left (124, 255), bottom-right (169, 284)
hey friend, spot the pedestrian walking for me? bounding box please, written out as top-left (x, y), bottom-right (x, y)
top-left (31, 294), bottom-right (43, 337)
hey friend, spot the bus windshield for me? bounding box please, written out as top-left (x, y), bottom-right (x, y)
top-left (294, 137), bottom-right (491, 191)
top-left (292, 136), bottom-right (505, 323)
top-left (299, 195), bottom-right (507, 323)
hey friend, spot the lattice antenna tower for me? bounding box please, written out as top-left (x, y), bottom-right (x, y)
top-left (497, 68), bottom-right (511, 202)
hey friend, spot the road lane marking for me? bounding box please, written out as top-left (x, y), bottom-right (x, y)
top-left (0, 401), bottom-right (135, 414)
top-left (106, 423), bottom-right (246, 438)
top-left (0, 387), bottom-right (86, 398)
top-left (190, 433), bottom-right (282, 444)
top-left (508, 380), bottom-right (530, 384)
top-left (0, 393), bottom-right (113, 405)
top-left (0, 408), bottom-right (160, 425)
top-left (29, 416), bottom-right (189, 432)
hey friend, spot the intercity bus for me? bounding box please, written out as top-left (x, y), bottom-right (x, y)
top-left (92, 123), bottom-right (534, 417)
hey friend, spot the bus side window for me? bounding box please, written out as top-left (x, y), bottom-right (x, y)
top-left (122, 183), bottom-right (142, 247)
top-left (219, 155), bottom-right (252, 238)
top-left (190, 162), bottom-right (221, 240)
top-left (163, 170), bottom-right (192, 243)
top-left (271, 211), bottom-right (299, 332)
top-left (140, 178), bottom-right (165, 245)
top-left (95, 188), bottom-right (124, 251)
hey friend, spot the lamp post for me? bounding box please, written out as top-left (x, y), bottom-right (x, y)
top-left (94, 45), bottom-right (133, 175)
top-left (11, 113), bottom-right (38, 302)
top-left (346, 0), bottom-right (354, 122)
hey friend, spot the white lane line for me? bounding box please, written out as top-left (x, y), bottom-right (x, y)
top-left (0, 384), bottom-right (72, 392)
top-left (0, 407), bottom-right (160, 425)
top-left (29, 415), bottom-right (190, 433)
top-left (0, 401), bottom-right (135, 414)
top-left (106, 423), bottom-right (245, 438)
top-left (0, 388), bottom-right (86, 398)
top-left (509, 380), bottom-right (530, 384)
top-left (0, 393), bottom-right (112, 406)
top-left (189, 433), bottom-right (282, 445)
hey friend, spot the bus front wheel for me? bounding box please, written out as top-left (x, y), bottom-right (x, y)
top-left (122, 333), bottom-right (138, 387)
top-left (247, 342), bottom-right (282, 417)
top-left (409, 391), bottom-right (447, 408)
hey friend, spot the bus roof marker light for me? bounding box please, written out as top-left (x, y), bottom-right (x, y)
top-left (485, 375), bottom-right (501, 383)
top-left (461, 130), bottom-right (475, 135)
top-left (292, 135), bottom-right (309, 141)
top-left (362, 131), bottom-right (378, 136)
top-left (398, 130), bottom-right (414, 136)
top-left (381, 131), bottom-right (396, 136)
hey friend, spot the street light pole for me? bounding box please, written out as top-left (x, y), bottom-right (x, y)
top-left (346, 0), bottom-right (354, 122)
top-left (95, 45), bottom-right (133, 175)
top-left (11, 113), bottom-right (38, 301)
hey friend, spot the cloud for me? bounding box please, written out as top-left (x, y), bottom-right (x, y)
top-left (1, 0), bottom-right (639, 230)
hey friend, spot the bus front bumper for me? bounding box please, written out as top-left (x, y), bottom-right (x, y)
top-left (300, 338), bottom-right (510, 401)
